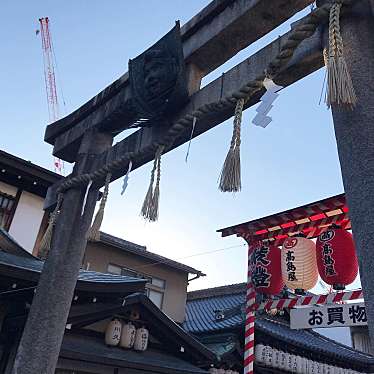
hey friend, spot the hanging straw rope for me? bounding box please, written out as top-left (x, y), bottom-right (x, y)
top-left (141, 145), bottom-right (164, 221)
top-left (87, 172), bottom-right (112, 242)
top-left (326, 2), bottom-right (357, 108)
top-left (219, 98), bottom-right (245, 192)
top-left (46, 0), bottom-right (355, 215)
top-left (39, 193), bottom-right (63, 259)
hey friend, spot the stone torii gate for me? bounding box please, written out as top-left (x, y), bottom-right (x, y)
top-left (11, 1), bottom-right (374, 373)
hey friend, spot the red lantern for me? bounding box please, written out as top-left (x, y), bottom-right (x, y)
top-left (250, 242), bottom-right (284, 296)
top-left (316, 225), bottom-right (358, 290)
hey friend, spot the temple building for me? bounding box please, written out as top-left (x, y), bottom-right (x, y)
top-left (0, 228), bottom-right (215, 373)
top-left (2, 148), bottom-right (374, 373)
top-left (184, 283), bottom-right (374, 373)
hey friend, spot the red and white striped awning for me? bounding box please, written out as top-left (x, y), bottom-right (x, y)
top-left (218, 193), bottom-right (351, 246)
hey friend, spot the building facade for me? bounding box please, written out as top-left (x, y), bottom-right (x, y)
top-left (0, 150), bottom-right (61, 253)
top-left (0, 230), bottom-right (214, 374)
top-left (83, 232), bottom-right (204, 323)
top-left (0, 149), bottom-right (203, 323)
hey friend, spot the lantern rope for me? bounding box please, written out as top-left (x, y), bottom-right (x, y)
top-left (49, 0), bottom-right (355, 207)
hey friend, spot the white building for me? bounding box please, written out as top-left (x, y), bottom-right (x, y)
top-left (0, 150), bottom-right (62, 254)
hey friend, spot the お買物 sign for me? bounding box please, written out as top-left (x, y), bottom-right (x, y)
top-left (290, 302), bottom-right (367, 329)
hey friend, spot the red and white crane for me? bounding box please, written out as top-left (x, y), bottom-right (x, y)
top-left (38, 17), bottom-right (64, 174)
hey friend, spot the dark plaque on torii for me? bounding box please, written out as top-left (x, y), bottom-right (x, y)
top-left (129, 22), bottom-right (188, 126)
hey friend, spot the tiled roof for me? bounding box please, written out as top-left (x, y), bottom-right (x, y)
top-left (99, 232), bottom-right (204, 276)
top-left (0, 229), bottom-right (35, 259)
top-left (184, 283), bottom-right (374, 370)
top-left (0, 250), bottom-right (146, 288)
top-left (258, 317), bottom-right (374, 367)
top-left (187, 283), bottom-right (246, 300)
top-left (184, 291), bottom-right (244, 333)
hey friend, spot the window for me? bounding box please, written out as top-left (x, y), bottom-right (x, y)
top-left (107, 264), bottom-right (166, 309)
top-left (0, 192), bottom-right (15, 230)
top-left (107, 263), bottom-right (138, 278)
top-left (147, 289), bottom-right (164, 309)
top-left (146, 276), bottom-right (166, 309)
top-left (107, 264), bottom-right (122, 275)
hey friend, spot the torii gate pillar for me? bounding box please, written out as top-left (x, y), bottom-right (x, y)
top-left (326, 0), bottom-right (374, 348)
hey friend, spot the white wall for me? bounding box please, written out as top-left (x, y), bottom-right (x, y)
top-left (9, 191), bottom-right (44, 253)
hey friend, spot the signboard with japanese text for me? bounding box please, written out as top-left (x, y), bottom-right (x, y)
top-left (290, 302), bottom-right (367, 329)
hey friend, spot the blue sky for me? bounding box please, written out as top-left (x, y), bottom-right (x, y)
top-left (0, 1), bottom-right (347, 292)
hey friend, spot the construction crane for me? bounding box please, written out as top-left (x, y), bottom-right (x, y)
top-left (37, 17), bottom-right (64, 174)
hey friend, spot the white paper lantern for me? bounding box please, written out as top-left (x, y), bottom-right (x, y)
top-left (255, 344), bottom-right (267, 364)
top-left (265, 346), bottom-right (273, 366)
top-left (120, 322), bottom-right (136, 348)
top-left (272, 349), bottom-right (281, 369)
top-left (285, 353), bottom-right (294, 371)
top-left (216, 369), bottom-right (225, 374)
top-left (105, 318), bottom-right (122, 346)
top-left (305, 359), bottom-right (312, 373)
top-left (326, 366), bottom-right (335, 374)
top-left (289, 354), bottom-right (298, 373)
top-left (279, 351), bottom-right (288, 371)
top-left (134, 326), bottom-right (149, 351)
top-left (209, 369), bottom-right (218, 374)
top-left (295, 356), bottom-right (305, 374)
top-left (281, 236), bottom-right (318, 293)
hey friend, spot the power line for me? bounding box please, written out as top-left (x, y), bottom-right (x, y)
top-left (131, 243), bottom-right (247, 271)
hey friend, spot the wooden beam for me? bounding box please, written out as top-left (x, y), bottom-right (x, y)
top-left (44, 23), bottom-right (323, 209)
top-left (45, 0), bottom-right (314, 161)
top-left (95, 26), bottom-right (324, 184)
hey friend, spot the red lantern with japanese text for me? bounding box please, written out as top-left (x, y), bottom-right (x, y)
top-left (316, 225), bottom-right (358, 290)
top-left (250, 242), bottom-right (284, 296)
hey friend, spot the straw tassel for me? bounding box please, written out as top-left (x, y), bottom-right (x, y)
top-left (219, 98), bottom-right (245, 192)
top-left (39, 193), bottom-right (63, 259)
top-left (87, 173), bottom-right (112, 242)
top-left (141, 146), bottom-right (164, 222)
top-left (326, 2), bottom-right (357, 108)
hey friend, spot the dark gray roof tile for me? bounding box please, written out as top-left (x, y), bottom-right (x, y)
top-left (99, 232), bottom-right (204, 276)
top-left (183, 284), bottom-right (374, 369)
top-left (0, 250), bottom-right (146, 287)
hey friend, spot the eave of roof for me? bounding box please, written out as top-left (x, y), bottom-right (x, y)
top-left (64, 293), bottom-right (216, 364)
top-left (0, 250), bottom-right (146, 295)
top-left (60, 333), bottom-right (209, 374)
top-left (187, 283), bottom-right (246, 300)
top-left (0, 229), bottom-right (35, 259)
top-left (217, 193), bottom-right (349, 246)
top-left (0, 149), bottom-right (62, 197)
top-left (99, 232), bottom-right (205, 276)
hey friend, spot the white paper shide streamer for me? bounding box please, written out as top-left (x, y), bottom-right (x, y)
top-left (121, 161), bottom-right (133, 195)
top-left (81, 180), bottom-right (93, 216)
top-left (253, 78), bottom-right (283, 128)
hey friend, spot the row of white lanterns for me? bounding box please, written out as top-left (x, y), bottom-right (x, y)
top-left (256, 344), bottom-right (363, 374)
top-left (209, 369), bottom-right (239, 374)
top-left (105, 318), bottom-right (149, 352)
